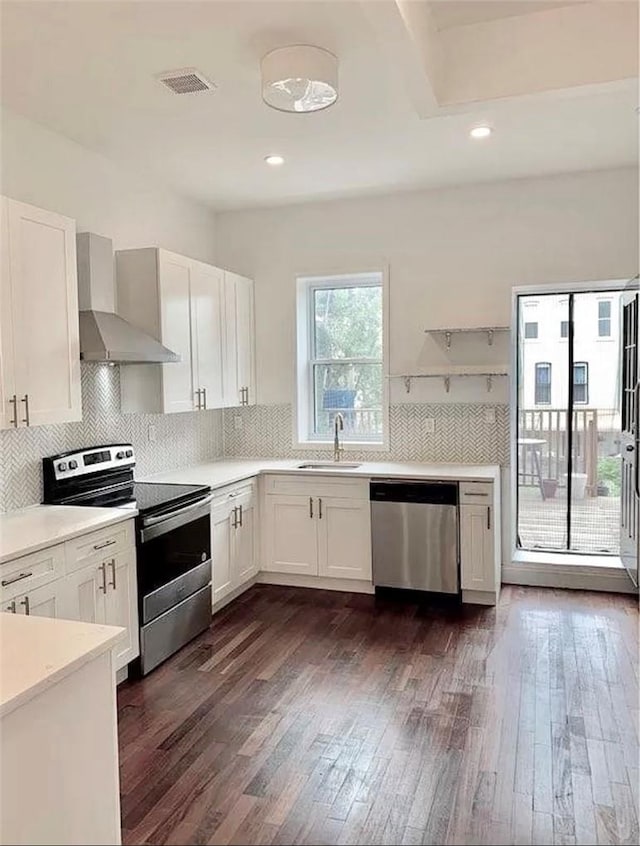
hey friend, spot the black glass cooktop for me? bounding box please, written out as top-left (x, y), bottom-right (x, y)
top-left (70, 481), bottom-right (210, 516)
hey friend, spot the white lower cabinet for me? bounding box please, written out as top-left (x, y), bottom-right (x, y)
top-left (1, 520), bottom-right (139, 672)
top-left (459, 482), bottom-right (499, 602)
top-left (262, 477), bottom-right (372, 582)
top-left (212, 481), bottom-right (257, 606)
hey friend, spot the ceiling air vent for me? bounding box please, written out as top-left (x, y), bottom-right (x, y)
top-left (157, 68), bottom-right (216, 95)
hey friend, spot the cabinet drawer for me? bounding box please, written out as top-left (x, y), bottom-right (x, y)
top-left (65, 520), bottom-right (135, 575)
top-left (459, 482), bottom-right (494, 503)
top-left (213, 479), bottom-right (257, 506)
top-left (263, 474), bottom-right (368, 500)
top-left (0, 544), bottom-right (65, 601)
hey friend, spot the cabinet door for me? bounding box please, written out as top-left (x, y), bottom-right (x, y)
top-left (222, 272), bottom-right (240, 407)
top-left (190, 263), bottom-right (224, 409)
top-left (235, 274), bottom-right (255, 406)
top-left (59, 562), bottom-right (106, 625)
top-left (212, 500), bottom-right (234, 605)
top-left (104, 550), bottom-right (139, 670)
top-left (158, 252), bottom-right (195, 413)
top-left (0, 197), bottom-right (17, 430)
top-left (263, 495), bottom-right (318, 575)
top-left (21, 580), bottom-right (66, 619)
top-left (317, 497), bottom-right (372, 581)
top-left (6, 198), bottom-right (81, 426)
top-left (232, 494), bottom-right (256, 586)
top-left (460, 504), bottom-right (495, 591)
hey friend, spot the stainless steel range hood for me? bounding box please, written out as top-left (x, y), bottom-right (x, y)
top-left (77, 232), bottom-right (180, 363)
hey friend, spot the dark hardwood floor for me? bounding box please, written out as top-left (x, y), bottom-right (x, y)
top-left (117, 585), bottom-right (639, 846)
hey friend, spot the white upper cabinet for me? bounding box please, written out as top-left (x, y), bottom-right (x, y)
top-left (117, 248), bottom-right (252, 414)
top-left (190, 262), bottom-right (225, 410)
top-left (223, 271), bottom-right (255, 407)
top-left (0, 196), bottom-right (81, 429)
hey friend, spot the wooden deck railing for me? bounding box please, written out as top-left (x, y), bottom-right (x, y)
top-left (518, 408), bottom-right (605, 495)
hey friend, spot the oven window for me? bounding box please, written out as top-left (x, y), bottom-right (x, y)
top-left (137, 512), bottom-right (211, 596)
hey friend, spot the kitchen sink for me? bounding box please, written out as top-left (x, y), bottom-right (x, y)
top-left (297, 462), bottom-right (361, 470)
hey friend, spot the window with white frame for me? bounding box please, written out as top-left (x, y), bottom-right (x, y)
top-left (296, 272), bottom-right (386, 446)
top-left (573, 362), bottom-right (589, 404)
top-left (598, 300), bottom-right (612, 336)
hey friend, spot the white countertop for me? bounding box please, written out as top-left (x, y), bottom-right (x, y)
top-left (0, 505), bottom-right (136, 565)
top-left (145, 458), bottom-right (501, 488)
top-left (0, 614), bottom-right (124, 718)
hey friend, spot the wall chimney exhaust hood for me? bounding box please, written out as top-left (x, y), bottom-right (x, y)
top-left (77, 233), bottom-right (179, 363)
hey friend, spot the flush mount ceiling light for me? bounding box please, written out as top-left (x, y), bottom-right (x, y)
top-left (470, 125), bottom-right (492, 139)
top-left (261, 45), bottom-right (338, 113)
top-left (265, 154), bottom-right (285, 166)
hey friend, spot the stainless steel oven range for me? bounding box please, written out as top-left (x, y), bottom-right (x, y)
top-left (42, 444), bottom-right (212, 675)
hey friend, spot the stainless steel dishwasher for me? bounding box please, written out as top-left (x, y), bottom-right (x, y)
top-left (370, 480), bottom-right (459, 593)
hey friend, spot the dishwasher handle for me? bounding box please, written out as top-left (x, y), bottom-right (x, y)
top-left (370, 480), bottom-right (458, 506)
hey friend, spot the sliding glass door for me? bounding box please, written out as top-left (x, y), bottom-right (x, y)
top-left (516, 289), bottom-right (623, 554)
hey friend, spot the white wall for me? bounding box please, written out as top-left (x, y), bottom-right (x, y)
top-left (214, 168), bottom-right (638, 407)
top-left (0, 108), bottom-right (216, 262)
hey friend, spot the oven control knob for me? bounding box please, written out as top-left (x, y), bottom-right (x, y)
top-left (68, 460), bottom-right (78, 470)
top-left (125, 449), bottom-right (133, 458)
top-left (116, 451), bottom-right (125, 460)
top-left (57, 462), bottom-right (67, 472)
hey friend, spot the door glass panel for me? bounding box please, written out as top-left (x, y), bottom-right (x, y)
top-left (569, 292), bottom-right (622, 553)
top-left (517, 294), bottom-right (569, 550)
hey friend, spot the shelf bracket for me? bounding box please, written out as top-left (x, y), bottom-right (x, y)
top-left (403, 376), bottom-right (411, 394)
top-left (486, 375), bottom-right (493, 393)
top-left (445, 331), bottom-right (452, 349)
top-left (487, 329), bottom-right (494, 346)
top-left (444, 376), bottom-right (451, 393)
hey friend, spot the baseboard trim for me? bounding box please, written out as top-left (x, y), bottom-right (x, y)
top-left (257, 572), bottom-right (375, 594)
top-left (502, 563), bottom-right (637, 594)
top-left (462, 589), bottom-right (498, 605)
top-left (212, 576), bottom-right (258, 615)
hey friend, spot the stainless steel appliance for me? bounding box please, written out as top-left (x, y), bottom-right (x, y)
top-left (370, 480), bottom-right (459, 593)
top-left (42, 444), bottom-right (212, 675)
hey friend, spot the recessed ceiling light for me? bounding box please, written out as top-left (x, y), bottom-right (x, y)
top-left (470, 125), bottom-right (492, 139)
top-left (265, 155), bottom-right (285, 166)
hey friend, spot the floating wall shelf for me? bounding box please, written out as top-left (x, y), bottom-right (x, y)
top-left (388, 368), bottom-right (509, 394)
top-left (424, 326), bottom-right (509, 348)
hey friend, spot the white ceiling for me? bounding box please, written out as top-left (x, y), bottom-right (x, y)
top-left (429, 1), bottom-right (581, 30)
top-left (0, 0), bottom-right (637, 211)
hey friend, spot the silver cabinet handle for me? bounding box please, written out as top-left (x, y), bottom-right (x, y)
top-left (20, 595), bottom-right (30, 615)
top-left (108, 559), bottom-right (116, 590)
top-left (238, 503), bottom-right (243, 527)
top-left (8, 394), bottom-right (17, 427)
top-left (487, 507), bottom-right (491, 530)
top-left (5, 600), bottom-right (17, 614)
top-left (202, 387), bottom-right (207, 409)
top-left (195, 388), bottom-right (202, 410)
top-left (231, 506), bottom-right (238, 529)
top-left (319, 498), bottom-right (323, 519)
top-left (98, 562), bottom-right (107, 593)
top-left (21, 394), bottom-right (30, 426)
top-left (93, 539), bottom-right (116, 551)
top-left (1, 571), bottom-right (33, 587)
top-left (464, 492), bottom-right (489, 498)
top-left (309, 497), bottom-right (314, 519)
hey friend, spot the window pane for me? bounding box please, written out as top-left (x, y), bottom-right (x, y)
top-left (314, 286), bottom-right (382, 359)
top-left (524, 322), bottom-right (538, 339)
top-left (560, 320), bottom-right (568, 338)
top-left (535, 362), bottom-right (551, 404)
top-left (598, 300), bottom-right (611, 318)
top-left (313, 362), bottom-right (383, 439)
top-left (598, 318), bottom-right (611, 337)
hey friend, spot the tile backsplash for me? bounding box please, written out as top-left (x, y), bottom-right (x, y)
top-left (1, 368), bottom-right (508, 512)
top-left (222, 403), bottom-right (509, 465)
top-left (0, 364), bottom-right (224, 511)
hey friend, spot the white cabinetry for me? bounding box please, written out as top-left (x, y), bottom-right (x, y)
top-left (212, 481), bottom-right (257, 607)
top-left (459, 482), bottom-right (500, 604)
top-left (223, 271), bottom-right (255, 407)
top-left (117, 249), bottom-right (252, 414)
top-left (262, 476), bottom-right (372, 583)
top-left (0, 196), bottom-right (81, 429)
top-left (0, 519), bottom-right (139, 672)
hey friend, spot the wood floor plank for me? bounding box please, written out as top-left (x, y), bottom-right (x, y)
top-left (117, 585), bottom-right (638, 846)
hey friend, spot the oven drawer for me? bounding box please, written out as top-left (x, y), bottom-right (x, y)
top-left (139, 584), bottom-right (212, 675)
top-left (142, 558), bottom-right (211, 624)
top-left (1, 544), bottom-right (66, 602)
top-left (65, 519), bottom-right (135, 574)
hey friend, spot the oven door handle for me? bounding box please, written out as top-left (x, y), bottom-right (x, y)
top-left (140, 495), bottom-right (214, 543)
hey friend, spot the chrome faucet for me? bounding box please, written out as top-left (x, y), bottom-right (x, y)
top-left (333, 413), bottom-right (344, 462)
